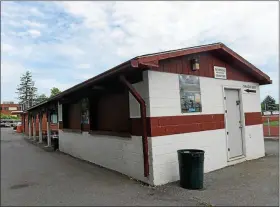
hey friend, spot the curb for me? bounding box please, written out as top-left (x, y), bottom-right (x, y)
top-left (23, 137), bottom-right (55, 152)
top-left (264, 137), bottom-right (279, 141)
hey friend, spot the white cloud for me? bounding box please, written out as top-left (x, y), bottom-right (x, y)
top-left (28, 29), bottom-right (41, 37)
top-left (1, 43), bottom-right (15, 52)
top-left (61, 1), bottom-right (278, 65)
top-left (1, 62), bottom-right (27, 102)
top-left (35, 78), bottom-right (73, 96)
top-left (23, 20), bottom-right (45, 28)
top-left (29, 7), bottom-right (44, 16)
top-left (77, 63), bottom-right (91, 69)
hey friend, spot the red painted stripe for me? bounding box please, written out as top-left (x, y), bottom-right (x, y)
top-left (131, 112), bottom-right (262, 137)
top-left (245, 112), bottom-right (262, 126)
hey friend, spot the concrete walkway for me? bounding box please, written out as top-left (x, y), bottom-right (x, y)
top-left (1, 128), bottom-right (279, 206)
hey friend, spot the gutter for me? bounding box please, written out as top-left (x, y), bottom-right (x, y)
top-left (119, 75), bottom-right (149, 177)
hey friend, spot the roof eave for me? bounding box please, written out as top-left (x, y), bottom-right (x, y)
top-left (27, 60), bottom-right (135, 111)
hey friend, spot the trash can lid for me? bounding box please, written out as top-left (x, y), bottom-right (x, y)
top-left (178, 149), bottom-right (204, 154)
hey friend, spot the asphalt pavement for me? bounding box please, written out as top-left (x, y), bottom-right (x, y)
top-left (1, 128), bottom-right (279, 206)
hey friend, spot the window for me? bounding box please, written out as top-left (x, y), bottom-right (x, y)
top-left (0, 107), bottom-right (2, 110)
top-left (179, 75), bottom-right (202, 113)
top-left (51, 114), bottom-right (58, 124)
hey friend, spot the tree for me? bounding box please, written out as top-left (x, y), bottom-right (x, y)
top-left (261, 95), bottom-right (278, 114)
top-left (35, 94), bottom-right (48, 104)
top-left (16, 71), bottom-right (37, 109)
top-left (50, 87), bottom-right (61, 97)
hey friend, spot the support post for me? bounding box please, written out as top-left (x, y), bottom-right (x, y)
top-left (47, 111), bottom-right (51, 147)
top-left (267, 117), bottom-right (271, 136)
top-left (119, 75), bottom-right (149, 177)
top-left (39, 113), bottom-right (43, 143)
top-left (33, 115), bottom-right (36, 141)
top-left (28, 116), bottom-right (31, 139)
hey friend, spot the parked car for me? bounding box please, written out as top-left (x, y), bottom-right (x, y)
top-left (1, 119), bottom-right (20, 128)
top-left (0, 121), bottom-right (5, 127)
top-left (4, 121), bottom-right (12, 127)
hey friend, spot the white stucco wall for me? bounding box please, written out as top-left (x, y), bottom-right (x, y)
top-left (147, 70), bottom-right (264, 185)
top-left (151, 129), bottom-right (228, 185)
top-left (59, 131), bottom-right (154, 184)
top-left (129, 71), bottom-right (150, 118)
top-left (147, 70), bottom-right (261, 116)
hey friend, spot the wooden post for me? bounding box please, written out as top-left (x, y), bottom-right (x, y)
top-left (39, 113), bottom-right (43, 143)
top-left (267, 117), bottom-right (271, 137)
top-left (28, 115), bottom-right (31, 139)
top-left (33, 115), bottom-right (36, 141)
top-left (47, 111), bottom-right (51, 147)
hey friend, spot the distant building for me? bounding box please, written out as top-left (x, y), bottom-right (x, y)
top-left (0, 102), bottom-right (21, 117)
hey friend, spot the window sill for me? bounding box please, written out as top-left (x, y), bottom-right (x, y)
top-left (62, 128), bottom-right (82, 134)
top-left (89, 130), bottom-right (131, 138)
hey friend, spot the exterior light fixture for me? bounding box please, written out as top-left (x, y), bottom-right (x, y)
top-left (191, 57), bottom-right (200, 71)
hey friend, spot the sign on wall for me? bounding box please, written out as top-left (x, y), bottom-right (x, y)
top-left (8, 107), bottom-right (17, 111)
top-left (179, 75), bottom-right (202, 113)
top-left (243, 84), bottom-right (257, 94)
top-left (214, 66), bottom-right (227, 79)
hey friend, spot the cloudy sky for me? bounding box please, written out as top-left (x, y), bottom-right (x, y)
top-left (1, 1), bottom-right (279, 103)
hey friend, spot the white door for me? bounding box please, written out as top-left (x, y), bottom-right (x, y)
top-left (225, 89), bottom-right (244, 159)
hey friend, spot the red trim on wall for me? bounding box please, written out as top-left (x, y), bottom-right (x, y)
top-left (245, 112), bottom-right (262, 126)
top-left (131, 114), bottom-right (225, 137)
top-left (131, 112), bottom-right (262, 137)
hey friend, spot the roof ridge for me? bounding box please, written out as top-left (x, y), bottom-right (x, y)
top-left (136, 42), bottom-right (222, 59)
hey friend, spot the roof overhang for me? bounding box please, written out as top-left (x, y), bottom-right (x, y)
top-left (27, 60), bottom-right (141, 111)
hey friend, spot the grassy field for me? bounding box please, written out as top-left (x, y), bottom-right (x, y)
top-left (263, 120), bottom-right (279, 126)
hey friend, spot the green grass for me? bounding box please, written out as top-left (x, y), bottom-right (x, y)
top-left (263, 120), bottom-right (279, 126)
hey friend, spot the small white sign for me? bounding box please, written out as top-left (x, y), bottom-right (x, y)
top-left (263, 111), bottom-right (271, 115)
top-left (214, 66), bottom-right (227, 79)
top-left (243, 84), bottom-right (257, 94)
top-left (8, 107), bottom-right (17, 111)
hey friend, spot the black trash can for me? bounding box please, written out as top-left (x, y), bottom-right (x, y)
top-left (177, 149), bottom-right (205, 190)
top-left (53, 136), bottom-right (59, 151)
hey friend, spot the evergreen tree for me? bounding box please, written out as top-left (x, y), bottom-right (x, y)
top-left (262, 95), bottom-right (278, 113)
top-left (16, 71), bottom-right (37, 109)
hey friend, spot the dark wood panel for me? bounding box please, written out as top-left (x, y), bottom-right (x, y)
top-left (153, 52), bottom-right (257, 83)
top-left (96, 91), bottom-right (130, 133)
